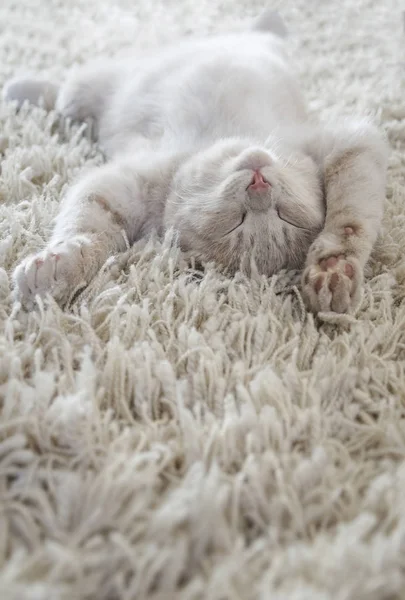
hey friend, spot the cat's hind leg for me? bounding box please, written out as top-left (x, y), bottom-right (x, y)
top-left (3, 61), bottom-right (117, 131)
top-left (2, 77), bottom-right (58, 110)
top-left (56, 61), bottom-right (118, 124)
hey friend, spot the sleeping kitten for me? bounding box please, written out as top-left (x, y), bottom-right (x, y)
top-left (4, 9), bottom-right (387, 313)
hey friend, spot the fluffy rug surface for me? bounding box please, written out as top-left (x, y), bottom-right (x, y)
top-left (1, 1), bottom-right (405, 598)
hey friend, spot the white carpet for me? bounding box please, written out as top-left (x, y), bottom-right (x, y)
top-left (1, 1), bottom-right (405, 599)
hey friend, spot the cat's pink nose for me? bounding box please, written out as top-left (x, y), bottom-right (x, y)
top-left (248, 170), bottom-right (270, 191)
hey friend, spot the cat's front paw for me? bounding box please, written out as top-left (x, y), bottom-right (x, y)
top-left (301, 252), bottom-right (363, 314)
top-left (13, 237), bottom-right (90, 308)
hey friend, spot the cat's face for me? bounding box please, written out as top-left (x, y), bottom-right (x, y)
top-left (165, 138), bottom-right (325, 275)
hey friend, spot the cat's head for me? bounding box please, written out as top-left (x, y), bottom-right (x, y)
top-left (165, 138), bottom-right (325, 276)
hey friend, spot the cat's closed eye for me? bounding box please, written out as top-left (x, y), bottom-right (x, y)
top-left (226, 211), bottom-right (247, 235)
top-left (277, 207), bottom-right (308, 229)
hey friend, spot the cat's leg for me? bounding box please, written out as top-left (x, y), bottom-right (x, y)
top-left (13, 160), bottom-right (146, 308)
top-left (3, 61), bottom-right (118, 132)
top-left (56, 61), bottom-right (118, 124)
top-left (301, 120), bottom-right (387, 314)
top-left (2, 77), bottom-right (57, 110)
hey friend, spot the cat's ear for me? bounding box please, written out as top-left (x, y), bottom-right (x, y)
top-left (252, 9), bottom-right (288, 38)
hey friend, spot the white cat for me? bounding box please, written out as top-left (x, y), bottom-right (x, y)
top-left (4, 9), bottom-right (387, 313)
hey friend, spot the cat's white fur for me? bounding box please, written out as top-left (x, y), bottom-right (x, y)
top-left (4, 9), bottom-right (387, 313)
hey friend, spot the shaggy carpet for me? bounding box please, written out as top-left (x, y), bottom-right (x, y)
top-left (1, 0), bottom-right (405, 598)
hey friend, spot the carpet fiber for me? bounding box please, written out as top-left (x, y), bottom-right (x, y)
top-left (1, 1), bottom-right (405, 599)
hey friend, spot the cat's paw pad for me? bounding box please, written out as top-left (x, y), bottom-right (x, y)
top-left (302, 254), bottom-right (363, 314)
top-left (13, 237), bottom-right (89, 308)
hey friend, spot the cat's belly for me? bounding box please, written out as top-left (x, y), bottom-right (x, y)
top-left (98, 33), bottom-right (308, 156)
top-left (162, 58), bottom-right (308, 145)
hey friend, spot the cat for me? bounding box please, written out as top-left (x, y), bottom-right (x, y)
top-left (4, 9), bottom-right (387, 313)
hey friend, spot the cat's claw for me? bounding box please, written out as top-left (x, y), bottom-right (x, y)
top-left (13, 238), bottom-right (89, 308)
top-left (301, 253), bottom-right (362, 314)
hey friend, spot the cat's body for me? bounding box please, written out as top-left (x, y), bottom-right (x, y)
top-left (5, 10), bottom-right (387, 312)
top-left (60, 32), bottom-right (306, 157)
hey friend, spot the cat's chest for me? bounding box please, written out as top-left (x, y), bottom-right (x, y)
top-left (112, 51), bottom-right (306, 150)
top-left (161, 59), bottom-right (304, 141)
